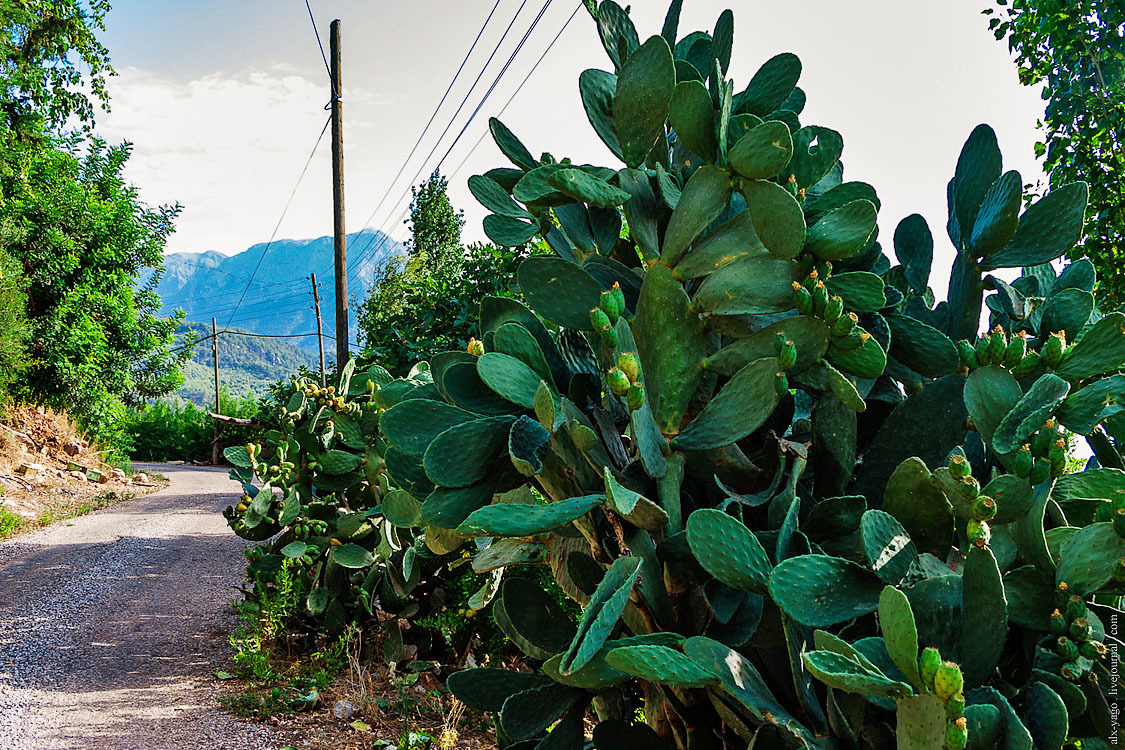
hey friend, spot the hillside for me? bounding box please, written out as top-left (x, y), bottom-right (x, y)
top-left (146, 228), bottom-right (404, 356)
top-left (175, 321), bottom-right (314, 405)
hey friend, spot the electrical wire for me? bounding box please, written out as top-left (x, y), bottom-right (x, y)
top-left (223, 114), bottom-right (331, 328)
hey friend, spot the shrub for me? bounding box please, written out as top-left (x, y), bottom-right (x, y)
top-left (362, 2), bottom-right (1123, 747)
top-left (121, 389), bottom-right (260, 462)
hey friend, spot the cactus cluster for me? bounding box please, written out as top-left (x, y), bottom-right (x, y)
top-left (230, 2), bottom-right (1125, 746)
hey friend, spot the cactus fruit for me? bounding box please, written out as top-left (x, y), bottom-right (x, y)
top-left (975, 335), bottom-right (991, 365)
top-left (1065, 595), bottom-right (1087, 621)
top-left (793, 282), bottom-right (814, 315)
top-left (823, 295), bottom-right (844, 324)
top-left (967, 519), bottom-right (991, 548)
top-left (970, 495), bottom-right (996, 522)
top-left (607, 367), bottom-right (631, 397)
top-left (778, 338), bottom-right (798, 371)
top-left (945, 693), bottom-right (966, 719)
top-left (956, 340), bottom-right (979, 370)
top-left (1003, 331), bottom-right (1027, 368)
top-left (987, 327), bottom-right (1007, 365)
top-left (467, 337), bottom-right (485, 355)
top-left (1011, 445), bottom-right (1034, 478)
top-left (1056, 637), bottom-right (1080, 661)
top-left (775, 372), bottom-right (790, 398)
top-left (959, 476), bottom-right (980, 500)
top-left (1112, 557), bottom-right (1125, 582)
top-left (934, 662), bottom-right (964, 701)
top-left (944, 717), bottom-right (969, 750)
top-left (626, 384), bottom-right (646, 411)
top-left (617, 352), bottom-right (640, 384)
top-left (832, 312), bottom-right (858, 337)
top-left (1030, 459), bottom-right (1052, 485)
top-left (1081, 640), bottom-right (1108, 660)
top-left (812, 281), bottom-right (829, 316)
top-left (1011, 351), bottom-right (1041, 378)
top-left (1043, 332), bottom-right (1066, 368)
top-left (920, 647), bottom-right (942, 689)
top-left (1049, 609), bottom-right (1068, 635)
top-left (1061, 662), bottom-right (1083, 682)
top-left (948, 454), bottom-right (970, 480)
top-left (1069, 617), bottom-right (1091, 643)
top-left (599, 284), bottom-right (624, 321)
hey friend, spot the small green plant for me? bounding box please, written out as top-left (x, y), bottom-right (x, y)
top-left (0, 507), bottom-right (25, 539)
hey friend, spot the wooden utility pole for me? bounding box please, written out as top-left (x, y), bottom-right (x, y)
top-left (212, 318), bottom-right (221, 466)
top-left (310, 273), bottom-right (327, 388)
top-left (330, 19), bottom-right (349, 371)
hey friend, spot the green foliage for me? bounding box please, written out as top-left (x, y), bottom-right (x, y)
top-left (357, 3), bottom-right (1123, 747)
top-left (0, 248), bottom-right (28, 401)
top-left (120, 389), bottom-right (261, 462)
top-left (358, 170), bottom-right (542, 376)
top-left (175, 321), bottom-right (313, 404)
top-left (986, 1), bottom-right (1125, 306)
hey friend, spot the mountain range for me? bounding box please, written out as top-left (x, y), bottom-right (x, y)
top-left (147, 228), bottom-right (405, 357)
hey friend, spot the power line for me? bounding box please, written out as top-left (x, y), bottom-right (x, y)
top-left (169, 329), bottom-right (357, 356)
top-left (223, 114), bottom-right (331, 327)
top-left (344, 0), bottom-right (538, 282)
top-left (348, 0), bottom-right (563, 283)
top-left (304, 0), bottom-right (335, 98)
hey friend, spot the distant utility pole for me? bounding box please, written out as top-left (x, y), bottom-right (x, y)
top-left (330, 18), bottom-right (349, 371)
top-left (310, 273), bottom-right (327, 388)
top-left (212, 318), bottom-right (221, 466)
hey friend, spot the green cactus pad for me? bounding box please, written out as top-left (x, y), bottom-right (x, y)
top-left (739, 178), bottom-right (806, 259)
top-left (949, 124), bottom-right (1001, 246)
top-left (331, 413), bottom-right (366, 450)
top-left (494, 576), bottom-right (576, 657)
top-left (509, 416), bottom-right (549, 476)
top-left (824, 271), bottom-right (886, 313)
top-left (633, 261), bottom-right (707, 435)
top-left (671, 356), bottom-right (781, 450)
top-left (557, 556), bottom-right (643, 676)
top-left (468, 174), bottom-right (533, 219)
top-left (381, 399), bottom-right (475, 456)
top-left (224, 445), bottom-right (252, 468)
top-left (672, 210), bottom-right (767, 280)
top-left (826, 334), bottom-right (887, 379)
top-left (1039, 288), bottom-right (1095, 343)
top-left (660, 165), bottom-right (731, 265)
top-left (768, 554), bottom-right (884, 626)
top-left (963, 366), bottom-right (1022, 447)
top-left (963, 703), bottom-right (1002, 750)
top-left (1056, 374), bottom-right (1125, 435)
top-left (331, 543), bottom-right (374, 569)
top-left (603, 644), bottom-right (720, 688)
top-left (895, 694), bottom-right (946, 750)
top-left (886, 314), bottom-right (959, 378)
top-left (517, 256), bottom-right (604, 330)
top-left (382, 490), bottom-right (423, 528)
top-left (617, 168), bottom-right (661, 261)
top-left (1030, 670), bottom-right (1087, 720)
top-left (668, 80), bottom-right (716, 162)
top-left (1055, 312), bottom-right (1125, 380)
top-left (457, 494), bottom-right (603, 538)
top-left (317, 449), bottom-right (362, 475)
top-left (823, 360), bottom-right (866, 413)
top-left (423, 417), bottom-right (514, 488)
top-left (789, 125), bottom-right (843, 189)
top-left (992, 374), bottom-right (1069, 455)
top-left (685, 508), bottom-right (772, 593)
top-left (704, 315), bottom-right (829, 376)
top-left (882, 457), bottom-right (954, 556)
top-left (855, 375), bottom-right (968, 501)
top-left (421, 481), bottom-right (496, 528)
top-left (890, 214), bottom-right (934, 293)
top-left (979, 474), bottom-right (1034, 523)
top-left (802, 650), bottom-right (912, 697)
top-left (483, 214), bottom-right (539, 247)
top-left (442, 361), bottom-right (521, 416)
top-left (447, 667), bottom-right (553, 712)
top-left (614, 34), bottom-right (675, 167)
top-left (511, 164), bottom-right (571, 206)
top-left (860, 509), bottom-right (919, 584)
top-left (488, 116), bottom-right (537, 171)
top-left (1055, 522), bottom-right (1125, 595)
top-left (476, 352), bottom-right (545, 409)
top-left (804, 199), bottom-right (878, 261)
top-left (547, 167), bottom-right (632, 208)
top-left (492, 322), bottom-right (556, 390)
top-left (961, 546), bottom-right (1007, 688)
top-left (1021, 682), bottom-right (1068, 750)
top-left (877, 586), bottom-right (922, 690)
top-left (604, 468), bottom-right (668, 530)
top-left (1053, 467), bottom-right (1125, 505)
top-left (732, 52), bottom-right (801, 116)
top-left (969, 169), bottom-right (1023, 256)
top-left (728, 120), bottom-right (793, 180)
top-left (979, 182), bottom-right (1089, 270)
top-left (580, 68), bottom-right (620, 155)
top-left (692, 255), bottom-right (797, 318)
top-left (499, 682), bottom-right (585, 742)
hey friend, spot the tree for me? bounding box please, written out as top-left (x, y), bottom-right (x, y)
top-left (358, 170), bottom-right (539, 375)
top-left (986, 0), bottom-right (1125, 303)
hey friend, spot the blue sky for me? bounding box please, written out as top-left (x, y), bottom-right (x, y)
top-left (96, 0), bottom-right (1046, 293)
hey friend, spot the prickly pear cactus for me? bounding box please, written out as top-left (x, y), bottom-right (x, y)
top-left (223, 360), bottom-right (496, 652)
top-left (370, 2), bottom-right (1122, 747)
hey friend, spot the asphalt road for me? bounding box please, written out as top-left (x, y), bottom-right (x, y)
top-left (0, 464), bottom-right (288, 750)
